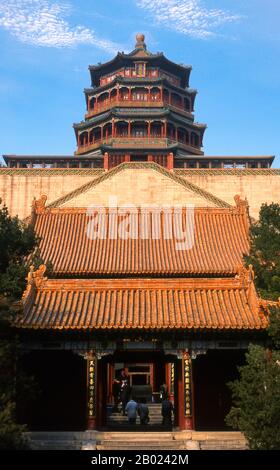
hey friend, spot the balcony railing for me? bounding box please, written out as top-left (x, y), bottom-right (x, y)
top-left (85, 99), bottom-right (192, 118)
top-left (75, 136), bottom-right (200, 155)
top-left (85, 99), bottom-right (163, 118)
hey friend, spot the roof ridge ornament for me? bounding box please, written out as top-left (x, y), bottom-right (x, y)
top-left (26, 264), bottom-right (48, 289)
top-left (135, 33), bottom-right (146, 51)
top-left (34, 264), bottom-right (48, 288)
top-left (235, 264), bottom-right (255, 285)
top-left (32, 194), bottom-right (47, 214)
top-left (22, 264), bottom-right (48, 311)
top-left (234, 194), bottom-right (249, 213)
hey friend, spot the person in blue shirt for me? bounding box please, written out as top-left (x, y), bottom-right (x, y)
top-left (125, 398), bottom-right (138, 424)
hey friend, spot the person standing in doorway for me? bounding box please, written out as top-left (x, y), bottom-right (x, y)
top-left (112, 378), bottom-right (120, 412)
top-left (161, 396), bottom-right (174, 426)
top-left (119, 368), bottom-right (130, 416)
top-left (159, 383), bottom-right (168, 401)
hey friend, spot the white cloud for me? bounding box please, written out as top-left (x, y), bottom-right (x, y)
top-left (0, 0), bottom-right (120, 52)
top-left (136, 0), bottom-right (242, 39)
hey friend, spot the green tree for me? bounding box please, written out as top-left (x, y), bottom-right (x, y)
top-left (226, 203), bottom-right (280, 450)
top-left (245, 203), bottom-right (280, 301)
top-left (0, 200), bottom-right (38, 449)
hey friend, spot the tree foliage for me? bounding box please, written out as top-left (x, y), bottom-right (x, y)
top-left (0, 202), bottom-right (37, 299)
top-left (226, 345), bottom-right (280, 450)
top-left (227, 203), bottom-right (280, 450)
top-left (0, 200), bottom-right (39, 449)
top-left (245, 203), bottom-right (280, 301)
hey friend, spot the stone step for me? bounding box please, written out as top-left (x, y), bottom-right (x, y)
top-left (108, 410), bottom-right (163, 414)
top-left (104, 427), bottom-right (172, 433)
top-left (26, 431), bottom-right (95, 440)
top-left (97, 439), bottom-right (185, 444)
top-left (98, 432), bottom-right (175, 440)
top-left (25, 431), bottom-right (247, 451)
top-left (200, 440), bottom-right (247, 450)
top-left (109, 412), bottom-right (162, 416)
top-left (108, 408), bottom-right (162, 415)
top-left (97, 445), bottom-right (186, 450)
top-left (107, 403), bottom-right (164, 428)
top-left (107, 419), bottom-right (163, 425)
top-left (29, 440), bottom-right (83, 450)
top-left (98, 437), bottom-right (178, 444)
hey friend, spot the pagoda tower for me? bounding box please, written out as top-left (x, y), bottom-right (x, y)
top-left (73, 34), bottom-right (207, 170)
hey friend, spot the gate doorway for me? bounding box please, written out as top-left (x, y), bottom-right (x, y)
top-left (126, 364), bottom-right (152, 386)
top-left (97, 351), bottom-right (176, 431)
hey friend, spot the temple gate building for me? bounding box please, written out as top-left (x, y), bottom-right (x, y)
top-left (1, 35), bottom-right (279, 436)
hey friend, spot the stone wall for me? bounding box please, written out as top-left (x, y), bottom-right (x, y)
top-left (177, 170), bottom-right (280, 218)
top-left (0, 168), bottom-right (279, 220)
top-left (59, 168), bottom-right (218, 209)
top-left (0, 169), bottom-right (102, 219)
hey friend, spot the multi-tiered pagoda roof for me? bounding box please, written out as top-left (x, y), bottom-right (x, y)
top-left (3, 34), bottom-right (274, 170)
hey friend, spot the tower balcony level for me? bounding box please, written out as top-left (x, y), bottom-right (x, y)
top-left (75, 137), bottom-right (202, 155)
top-left (85, 97), bottom-right (193, 120)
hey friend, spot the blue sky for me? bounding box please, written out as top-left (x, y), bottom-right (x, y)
top-left (0, 0), bottom-right (279, 165)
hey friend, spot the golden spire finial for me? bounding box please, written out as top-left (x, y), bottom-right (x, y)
top-left (135, 33), bottom-right (146, 50)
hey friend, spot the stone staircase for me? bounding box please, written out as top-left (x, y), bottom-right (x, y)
top-left (106, 403), bottom-right (166, 429)
top-left (198, 433), bottom-right (248, 450)
top-left (96, 432), bottom-right (187, 451)
top-left (26, 431), bottom-right (96, 450)
top-left (25, 430), bottom-right (247, 450)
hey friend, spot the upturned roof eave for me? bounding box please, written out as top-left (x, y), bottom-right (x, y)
top-left (89, 52), bottom-right (191, 87)
top-left (84, 80), bottom-right (197, 98)
top-left (73, 107), bottom-right (204, 131)
top-left (89, 52), bottom-right (192, 72)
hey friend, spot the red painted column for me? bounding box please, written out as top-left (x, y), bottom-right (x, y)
top-left (128, 121), bottom-right (131, 138)
top-left (112, 120), bottom-right (115, 138)
top-left (164, 121), bottom-right (167, 138)
top-left (165, 362), bottom-right (171, 395)
top-left (167, 152), bottom-right (174, 170)
top-left (108, 363), bottom-right (114, 404)
top-left (96, 358), bottom-right (107, 428)
top-left (177, 352), bottom-right (194, 430)
top-left (104, 152), bottom-right (109, 171)
top-left (148, 121), bottom-right (151, 139)
top-left (125, 154), bottom-right (130, 162)
top-left (160, 87), bottom-right (163, 102)
top-left (86, 351), bottom-right (97, 430)
top-left (148, 154), bottom-right (153, 162)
